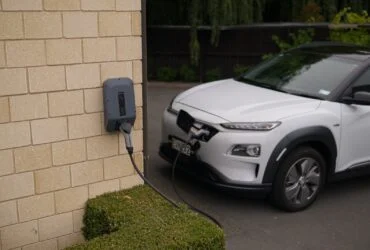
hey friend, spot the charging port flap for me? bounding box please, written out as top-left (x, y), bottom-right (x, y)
top-left (177, 110), bottom-right (195, 134)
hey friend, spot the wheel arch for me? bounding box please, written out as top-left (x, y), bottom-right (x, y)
top-left (262, 126), bottom-right (337, 184)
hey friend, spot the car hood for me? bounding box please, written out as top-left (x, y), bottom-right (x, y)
top-left (175, 79), bottom-right (321, 122)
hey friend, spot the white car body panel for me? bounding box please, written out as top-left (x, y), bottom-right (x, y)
top-left (177, 79), bottom-right (322, 122)
top-left (172, 103), bottom-right (229, 124)
top-left (161, 77), bottom-right (368, 186)
top-left (338, 103), bottom-right (370, 172)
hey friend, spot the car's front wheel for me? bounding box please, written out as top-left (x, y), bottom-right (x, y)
top-left (271, 147), bottom-right (326, 212)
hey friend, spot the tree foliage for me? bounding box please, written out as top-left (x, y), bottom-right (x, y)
top-left (330, 7), bottom-right (370, 46)
top-left (148, 0), bottom-right (266, 65)
top-left (187, 0), bottom-right (266, 65)
top-left (299, 2), bottom-right (325, 22)
top-left (273, 0), bottom-right (369, 22)
top-left (264, 6), bottom-right (370, 61)
top-left (147, 0), bottom-right (370, 65)
top-left (263, 29), bottom-right (315, 60)
top-left (148, 0), bottom-right (370, 25)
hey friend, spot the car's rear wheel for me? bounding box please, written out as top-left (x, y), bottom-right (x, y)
top-left (271, 147), bottom-right (325, 212)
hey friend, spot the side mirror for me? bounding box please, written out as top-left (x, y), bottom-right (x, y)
top-left (342, 91), bottom-right (370, 105)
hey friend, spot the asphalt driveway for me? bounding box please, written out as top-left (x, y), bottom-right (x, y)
top-left (146, 82), bottom-right (370, 250)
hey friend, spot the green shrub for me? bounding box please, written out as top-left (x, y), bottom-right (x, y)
top-left (330, 7), bottom-right (370, 46)
top-left (68, 185), bottom-right (225, 250)
top-left (233, 64), bottom-right (250, 76)
top-left (263, 28), bottom-right (315, 60)
top-left (205, 68), bottom-right (221, 82)
top-left (179, 64), bottom-right (198, 82)
top-left (157, 67), bottom-right (177, 82)
top-left (273, 28), bottom-right (315, 52)
top-left (264, 8), bottom-right (370, 62)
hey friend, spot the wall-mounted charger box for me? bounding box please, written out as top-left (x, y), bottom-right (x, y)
top-left (103, 78), bottom-right (136, 132)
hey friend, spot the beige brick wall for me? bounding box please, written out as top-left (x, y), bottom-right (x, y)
top-left (0, 0), bottom-right (144, 249)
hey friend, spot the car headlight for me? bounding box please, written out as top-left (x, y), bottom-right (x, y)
top-left (221, 122), bottom-right (281, 131)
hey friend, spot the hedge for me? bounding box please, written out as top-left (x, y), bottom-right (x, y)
top-left (67, 185), bottom-right (225, 250)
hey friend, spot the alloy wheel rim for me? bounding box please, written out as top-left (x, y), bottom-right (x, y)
top-left (284, 157), bottom-right (321, 205)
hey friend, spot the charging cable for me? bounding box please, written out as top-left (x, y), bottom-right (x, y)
top-left (120, 123), bottom-right (222, 229)
top-left (171, 149), bottom-right (223, 228)
top-left (120, 123), bottom-right (179, 208)
top-left (170, 130), bottom-right (223, 228)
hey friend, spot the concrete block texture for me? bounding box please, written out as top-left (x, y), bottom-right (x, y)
top-left (52, 139), bottom-right (86, 166)
top-left (68, 113), bottom-right (102, 139)
top-left (28, 66), bottom-right (66, 93)
top-left (66, 64), bottom-right (100, 90)
top-left (83, 38), bottom-right (116, 63)
top-left (71, 159), bottom-right (103, 187)
top-left (0, 3), bottom-right (143, 249)
top-left (22, 240), bottom-right (58, 250)
top-left (0, 172), bottom-right (34, 202)
top-left (0, 122), bottom-right (31, 150)
top-left (89, 179), bottom-right (120, 198)
top-left (44, 0), bottom-right (80, 10)
top-left (55, 186), bottom-right (88, 213)
top-left (31, 117), bottom-right (68, 144)
top-left (0, 97), bottom-right (9, 123)
top-left (99, 12), bottom-right (131, 37)
top-left (82, 0), bottom-right (115, 10)
top-left (116, 0), bottom-right (141, 11)
top-left (14, 144), bottom-right (52, 172)
top-left (38, 213), bottom-right (73, 241)
top-left (10, 94), bottom-right (48, 121)
top-left (35, 166), bottom-right (70, 193)
top-left (87, 134), bottom-right (119, 160)
top-left (6, 40), bottom-right (46, 67)
top-left (0, 13), bottom-right (23, 40)
top-left (18, 193), bottom-right (55, 222)
top-left (0, 200), bottom-right (17, 227)
top-left (2, 0), bottom-right (42, 11)
top-left (0, 220), bottom-right (39, 249)
top-left (63, 12), bottom-right (98, 38)
top-left (24, 12), bottom-right (62, 39)
top-left (0, 68), bottom-right (27, 96)
top-left (48, 91), bottom-right (84, 117)
top-left (0, 149), bottom-right (14, 176)
top-left (0, 41), bottom-right (5, 67)
top-left (46, 39), bottom-right (82, 65)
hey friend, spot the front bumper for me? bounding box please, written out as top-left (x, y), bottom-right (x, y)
top-left (161, 106), bottom-right (282, 185)
top-left (159, 143), bottom-right (272, 195)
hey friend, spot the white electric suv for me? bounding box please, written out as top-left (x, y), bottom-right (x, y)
top-left (159, 42), bottom-right (370, 211)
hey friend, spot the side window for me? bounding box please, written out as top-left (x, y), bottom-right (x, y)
top-left (351, 68), bottom-right (370, 94)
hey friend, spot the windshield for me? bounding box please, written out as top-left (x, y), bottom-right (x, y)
top-left (238, 51), bottom-right (359, 99)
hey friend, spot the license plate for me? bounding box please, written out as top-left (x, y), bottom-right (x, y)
top-left (171, 138), bottom-right (193, 156)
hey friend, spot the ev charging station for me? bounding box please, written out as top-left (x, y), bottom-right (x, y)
top-left (103, 78), bottom-right (136, 154)
top-left (102, 77), bottom-right (221, 226)
top-left (103, 77), bottom-right (211, 161)
top-left (103, 77), bottom-right (179, 206)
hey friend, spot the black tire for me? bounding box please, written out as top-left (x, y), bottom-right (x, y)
top-left (270, 146), bottom-right (326, 212)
